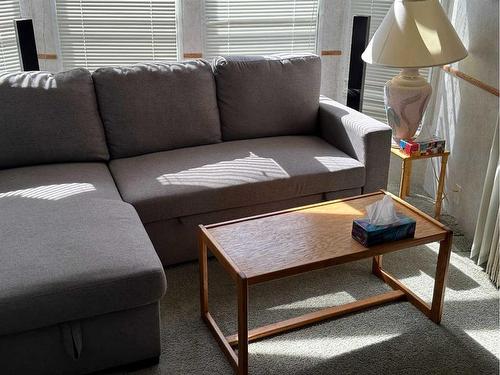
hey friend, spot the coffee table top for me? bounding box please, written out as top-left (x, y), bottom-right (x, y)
top-left (200, 191), bottom-right (450, 284)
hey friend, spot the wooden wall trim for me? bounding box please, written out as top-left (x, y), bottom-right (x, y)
top-left (321, 50), bottom-right (342, 56)
top-left (184, 51), bottom-right (342, 58)
top-left (183, 52), bottom-right (203, 59)
top-left (37, 53), bottom-right (57, 60)
top-left (442, 65), bottom-right (499, 97)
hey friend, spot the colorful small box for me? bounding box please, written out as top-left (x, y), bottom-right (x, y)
top-left (352, 214), bottom-right (416, 247)
top-left (399, 138), bottom-right (446, 156)
top-left (399, 139), bottom-right (420, 155)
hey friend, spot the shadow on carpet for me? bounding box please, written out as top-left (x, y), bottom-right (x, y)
top-left (109, 240), bottom-right (499, 375)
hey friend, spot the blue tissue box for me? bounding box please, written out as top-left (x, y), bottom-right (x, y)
top-left (352, 214), bottom-right (416, 247)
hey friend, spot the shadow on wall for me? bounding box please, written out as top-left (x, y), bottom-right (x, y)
top-left (423, 0), bottom-right (499, 239)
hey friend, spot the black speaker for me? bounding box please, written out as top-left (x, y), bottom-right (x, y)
top-left (14, 19), bottom-right (39, 71)
top-left (347, 16), bottom-right (370, 111)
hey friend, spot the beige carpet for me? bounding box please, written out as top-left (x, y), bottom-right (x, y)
top-left (109, 174), bottom-right (499, 374)
top-left (110, 244), bottom-right (499, 375)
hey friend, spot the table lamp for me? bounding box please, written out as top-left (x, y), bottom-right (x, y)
top-left (361, 0), bottom-right (468, 143)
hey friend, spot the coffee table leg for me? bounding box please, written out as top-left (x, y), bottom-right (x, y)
top-left (370, 232), bottom-right (453, 324)
top-left (372, 255), bottom-right (383, 277)
top-left (237, 277), bottom-right (249, 375)
top-left (430, 232), bottom-right (453, 323)
top-left (199, 236), bottom-right (209, 318)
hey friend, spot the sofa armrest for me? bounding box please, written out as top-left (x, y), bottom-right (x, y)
top-left (318, 95), bottom-right (392, 193)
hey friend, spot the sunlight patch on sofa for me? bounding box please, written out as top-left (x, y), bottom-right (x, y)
top-left (0, 71), bottom-right (57, 89)
top-left (0, 183), bottom-right (96, 200)
top-left (315, 156), bottom-right (357, 171)
top-left (157, 152), bottom-right (290, 188)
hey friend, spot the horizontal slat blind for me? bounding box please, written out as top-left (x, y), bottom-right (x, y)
top-left (56, 0), bottom-right (178, 70)
top-left (0, 1), bottom-right (21, 72)
top-left (204, 0), bottom-right (319, 59)
top-left (351, 0), bottom-right (429, 123)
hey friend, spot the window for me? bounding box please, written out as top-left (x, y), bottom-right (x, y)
top-left (0, 1), bottom-right (21, 72)
top-left (56, 0), bottom-right (178, 70)
top-left (204, 0), bottom-right (319, 58)
top-left (351, 0), bottom-right (430, 122)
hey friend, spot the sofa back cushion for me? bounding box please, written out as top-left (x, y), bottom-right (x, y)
top-left (0, 69), bottom-right (109, 169)
top-left (213, 54), bottom-right (321, 141)
top-left (92, 60), bottom-right (222, 159)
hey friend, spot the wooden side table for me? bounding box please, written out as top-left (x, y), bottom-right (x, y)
top-left (391, 147), bottom-right (450, 220)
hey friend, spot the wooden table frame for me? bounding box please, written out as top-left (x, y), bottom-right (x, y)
top-left (199, 192), bottom-right (453, 375)
top-left (391, 147), bottom-right (450, 220)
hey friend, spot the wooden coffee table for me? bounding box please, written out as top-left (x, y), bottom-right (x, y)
top-left (199, 191), bottom-right (453, 375)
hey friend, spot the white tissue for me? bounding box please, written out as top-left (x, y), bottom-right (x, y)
top-left (366, 195), bottom-right (399, 226)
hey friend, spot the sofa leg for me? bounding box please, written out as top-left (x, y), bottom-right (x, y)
top-left (143, 355), bottom-right (160, 365)
top-left (99, 356), bottom-right (160, 373)
top-left (124, 356), bottom-right (160, 370)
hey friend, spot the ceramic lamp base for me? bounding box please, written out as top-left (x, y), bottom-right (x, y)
top-left (384, 68), bottom-right (432, 143)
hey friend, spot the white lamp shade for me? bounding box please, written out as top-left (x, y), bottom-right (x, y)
top-left (362, 0), bottom-right (468, 68)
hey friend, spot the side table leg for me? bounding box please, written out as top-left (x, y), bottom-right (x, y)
top-left (199, 235), bottom-right (209, 318)
top-left (399, 159), bottom-right (411, 199)
top-left (237, 277), bottom-right (249, 375)
top-left (405, 159), bottom-right (412, 196)
top-left (430, 232), bottom-right (453, 323)
top-left (435, 154), bottom-right (449, 220)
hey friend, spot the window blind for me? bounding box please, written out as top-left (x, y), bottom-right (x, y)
top-left (204, 0), bottom-right (319, 59)
top-left (351, 0), bottom-right (430, 123)
top-left (0, 1), bottom-right (21, 72)
top-left (56, 0), bottom-right (178, 70)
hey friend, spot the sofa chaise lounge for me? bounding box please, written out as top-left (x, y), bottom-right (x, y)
top-left (0, 54), bottom-right (391, 374)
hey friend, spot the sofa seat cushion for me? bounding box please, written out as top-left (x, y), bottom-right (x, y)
top-left (0, 69), bottom-right (109, 169)
top-left (0, 197), bottom-right (166, 336)
top-left (0, 163), bottom-right (122, 202)
top-left (92, 60), bottom-right (222, 158)
top-left (213, 54), bottom-right (321, 141)
top-left (109, 136), bottom-right (365, 224)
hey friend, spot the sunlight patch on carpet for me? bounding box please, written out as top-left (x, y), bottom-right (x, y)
top-left (464, 329), bottom-right (500, 359)
top-left (267, 292), bottom-right (356, 310)
top-left (250, 334), bottom-right (400, 359)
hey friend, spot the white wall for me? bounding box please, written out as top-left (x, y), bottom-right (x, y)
top-left (317, 0), bottom-right (352, 102)
top-left (19, 0), bottom-right (62, 72)
top-left (179, 0), bottom-right (203, 60)
top-left (420, 0), bottom-right (499, 239)
top-left (181, 0), bottom-right (353, 102)
top-left (19, 0), bottom-right (351, 102)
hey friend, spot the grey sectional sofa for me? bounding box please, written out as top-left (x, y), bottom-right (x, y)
top-left (0, 54), bottom-right (391, 374)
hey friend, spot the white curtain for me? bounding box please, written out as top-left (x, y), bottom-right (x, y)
top-left (471, 117), bottom-right (500, 287)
